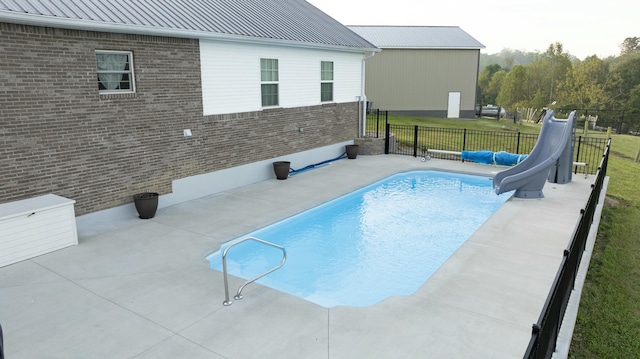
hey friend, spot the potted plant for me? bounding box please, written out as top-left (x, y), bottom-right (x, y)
top-left (272, 161), bottom-right (291, 180)
top-left (133, 192), bottom-right (159, 219)
top-left (345, 144), bottom-right (359, 159)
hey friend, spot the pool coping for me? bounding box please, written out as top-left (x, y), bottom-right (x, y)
top-left (209, 170), bottom-right (513, 309)
top-left (0, 155), bottom-right (602, 358)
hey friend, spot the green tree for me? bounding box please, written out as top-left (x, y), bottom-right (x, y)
top-left (620, 37), bottom-right (640, 56)
top-left (557, 55), bottom-right (613, 110)
top-left (485, 70), bottom-right (507, 105)
top-left (610, 52), bottom-right (640, 109)
top-left (496, 65), bottom-right (529, 108)
top-left (526, 42), bottom-right (572, 108)
top-left (477, 64), bottom-right (502, 105)
top-left (625, 84), bottom-right (640, 131)
top-left (628, 84), bottom-right (640, 110)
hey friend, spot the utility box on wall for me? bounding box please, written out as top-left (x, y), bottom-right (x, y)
top-left (0, 194), bottom-right (78, 267)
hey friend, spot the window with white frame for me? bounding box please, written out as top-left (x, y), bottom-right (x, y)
top-left (96, 50), bottom-right (135, 93)
top-left (260, 58), bottom-right (279, 107)
top-left (321, 61), bottom-right (333, 102)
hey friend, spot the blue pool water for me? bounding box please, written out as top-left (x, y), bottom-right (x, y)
top-left (207, 171), bottom-right (512, 308)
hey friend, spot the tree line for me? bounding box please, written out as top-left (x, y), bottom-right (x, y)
top-left (477, 38), bottom-right (640, 133)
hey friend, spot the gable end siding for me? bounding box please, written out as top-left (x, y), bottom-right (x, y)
top-left (200, 40), bottom-right (363, 115)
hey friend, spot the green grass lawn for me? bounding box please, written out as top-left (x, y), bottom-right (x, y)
top-left (569, 134), bottom-right (640, 358)
top-left (376, 116), bottom-right (640, 357)
top-left (384, 115), bottom-right (542, 132)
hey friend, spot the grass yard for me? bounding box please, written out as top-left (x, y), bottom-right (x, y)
top-left (371, 115), bottom-right (609, 173)
top-left (376, 115), bottom-right (640, 357)
top-left (383, 114), bottom-right (542, 132)
top-left (569, 134), bottom-right (640, 358)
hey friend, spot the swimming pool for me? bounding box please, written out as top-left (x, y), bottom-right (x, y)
top-left (207, 170), bottom-right (512, 308)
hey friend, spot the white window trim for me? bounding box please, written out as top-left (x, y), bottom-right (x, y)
top-left (260, 58), bottom-right (279, 108)
top-left (96, 50), bottom-right (136, 94)
top-left (321, 60), bottom-right (334, 103)
top-left (261, 82), bottom-right (279, 108)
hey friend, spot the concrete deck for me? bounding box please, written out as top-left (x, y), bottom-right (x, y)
top-left (0, 155), bottom-right (599, 358)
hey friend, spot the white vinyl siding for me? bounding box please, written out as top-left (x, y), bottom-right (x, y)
top-left (199, 40), bottom-right (363, 116)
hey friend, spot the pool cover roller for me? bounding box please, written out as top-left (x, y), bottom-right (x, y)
top-left (461, 150), bottom-right (528, 166)
top-left (493, 110), bottom-right (575, 198)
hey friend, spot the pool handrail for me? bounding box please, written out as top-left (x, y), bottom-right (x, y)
top-left (221, 236), bottom-right (287, 306)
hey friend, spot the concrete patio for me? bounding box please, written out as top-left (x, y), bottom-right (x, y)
top-left (0, 155), bottom-right (603, 358)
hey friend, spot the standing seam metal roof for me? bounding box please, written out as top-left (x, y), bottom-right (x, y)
top-left (347, 25), bottom-right (484, 49)
top-left (0, 0), bottom-right (377, 50)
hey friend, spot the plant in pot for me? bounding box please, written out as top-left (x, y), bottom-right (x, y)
top-left (133, 192), bottom-right (159, 219)
top-left (272, 161), bottom-right (291, 180)
top-left (345, 144), bottom-right (359, 159)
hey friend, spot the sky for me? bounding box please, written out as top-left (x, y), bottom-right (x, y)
top-left (307, 0), bottom-right (639, 60)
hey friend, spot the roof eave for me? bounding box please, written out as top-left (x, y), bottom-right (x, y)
top-left (0, 11), bottom-right (380, 53)
top-left (379, 46), bottom-right (485, 50)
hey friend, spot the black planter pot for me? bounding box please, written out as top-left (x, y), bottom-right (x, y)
top-left (133, 192), bottom-right (159, 219)
top-left (346, 144), bottom-right (359, 159)
top-left (272, 161), bottom-right (291, 180)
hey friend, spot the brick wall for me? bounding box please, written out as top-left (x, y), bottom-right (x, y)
top-left (0, 23), bottom-right (358, 215)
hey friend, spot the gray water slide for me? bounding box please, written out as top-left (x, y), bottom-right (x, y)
top-left (493, 110), bottom-right (575, 198)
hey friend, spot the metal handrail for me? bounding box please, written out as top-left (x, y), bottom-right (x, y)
top-left (221, 236), bottom-right (286, 306)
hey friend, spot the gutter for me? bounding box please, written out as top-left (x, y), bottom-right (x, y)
top-left (359, 51), bottom-right (377, 137)
top-left (377, 46), bottom-right (485, 50)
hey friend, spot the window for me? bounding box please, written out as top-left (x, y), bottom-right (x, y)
top-left (260, 58), bottom-right (279, 107)
top-left (96, 50), bottom-right (135, 93)
top-left (321, 61), bottom-right (333, 102)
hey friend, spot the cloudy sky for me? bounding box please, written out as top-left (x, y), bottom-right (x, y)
top-left (307, 0), bottom-right (638, 59)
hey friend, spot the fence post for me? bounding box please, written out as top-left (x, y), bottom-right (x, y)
top-left (574, 136), bottom-right (582, 174)
top-left (461, 129), bottom-right (467, 163)
top-left (384, 122), bottom-right (390, 154)
top-left (583, 119), bottom-right (589, 136)
top-left (383, 110), bottom-right (388, 139)
top-left (375, 109), bottom-right (380, 138)
top-left (413, 126), bottom-right (419, 157)
top-left (516, 132), bottom-right (521, 154)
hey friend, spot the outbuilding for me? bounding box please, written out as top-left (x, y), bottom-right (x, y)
top-left (349, 25), bottom-right (484, 118)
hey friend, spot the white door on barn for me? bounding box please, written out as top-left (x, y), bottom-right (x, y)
top-left (447, 91), bottom-right (461, 118)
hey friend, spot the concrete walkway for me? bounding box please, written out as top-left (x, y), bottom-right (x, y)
top-left (0, 155), bottom-right (599, 358)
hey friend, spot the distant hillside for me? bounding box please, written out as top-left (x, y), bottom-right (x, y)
top-left (479, 49), bottom-right (536, 70)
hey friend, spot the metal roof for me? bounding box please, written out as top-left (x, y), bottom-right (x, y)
top-left (0, 0), bottom-right (377, 51)
top-left (347, 26), bottom-right (484, 50)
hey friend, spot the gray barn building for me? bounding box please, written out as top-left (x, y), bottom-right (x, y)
top-left (349, 26), bottom-right (484, 119)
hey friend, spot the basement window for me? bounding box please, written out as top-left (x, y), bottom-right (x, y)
top-left (96, 50), bottom-right (136, 93)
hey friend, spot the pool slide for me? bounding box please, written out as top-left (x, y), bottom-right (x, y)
top-left (493, 110), bottom-right (575, 198)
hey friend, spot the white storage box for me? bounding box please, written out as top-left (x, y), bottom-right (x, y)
top-left (0, 194), bottom-right (78, 267)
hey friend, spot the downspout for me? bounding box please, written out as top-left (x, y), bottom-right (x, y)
top-left (360, 51), bottom-right (376, 137)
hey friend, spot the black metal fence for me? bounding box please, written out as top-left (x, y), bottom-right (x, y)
top-left (365, 109), bottom-right (388, 138)
top-left (555, 108), bottom-right (640, 135)
top-left (523, 138), bottom-right (610, 359)
top-left (383, 123), bottom-right (609, 175)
